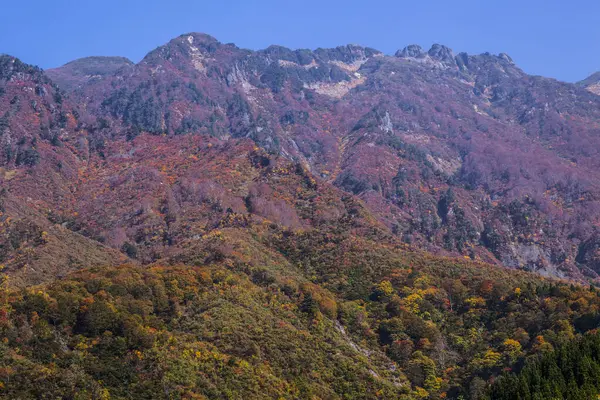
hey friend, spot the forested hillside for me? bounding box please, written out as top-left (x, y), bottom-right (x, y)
top-left (3, 228), bottom-right (600, 398)
top-left (3, 33), bottom-right (600, 399)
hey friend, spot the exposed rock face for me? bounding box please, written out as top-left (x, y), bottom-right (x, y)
top-left (498, 52), bottom-right (514, 64)
top-left (427, 44), bottom-right (454, 63)
top-left (7, 33), bottom-right (600, 283)
top-left (395, 44), bottom-right (425, 58)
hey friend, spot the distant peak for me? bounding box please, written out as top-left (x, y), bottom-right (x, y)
top-left (428, 44), bottom-right (454, 62)
top-left (395, 43), bottom-right (455, 62)
top-left (46, 55), bottom-right (134, 91)
top-left (395, 45), bottom-right (425, 58)
top-left (395, 43), bottom-right (518, 73)
top-left (395, 43), bottom-right (455, 67)
top-left (60, 56), bottom-right (134, 68)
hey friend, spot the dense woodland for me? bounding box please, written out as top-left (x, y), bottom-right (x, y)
top-left (3, 230), bottom-right (600, 399)
top-left (489, 333), bottom-right (600, 400)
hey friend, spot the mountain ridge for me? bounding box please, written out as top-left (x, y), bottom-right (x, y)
top-left (5, 33), bottom-right (600, 283)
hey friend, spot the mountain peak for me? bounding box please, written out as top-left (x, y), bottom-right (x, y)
top-left (427, 43), bottom-right (454, 62)
top-left (141, 32), bottom-right (227, 65)
top-left (61, 55), bottom-right (133, 66)
top-left (178, 32), bottom-right (221, 46)
top-left (51, 56), bottom-right (133, 74)
top-left (395, 44), bottom-right (425, 58)
top-left (395, 43), bottom-right (456, 67)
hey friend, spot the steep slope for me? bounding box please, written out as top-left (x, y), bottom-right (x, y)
top-left (0, 55), bottom-right (125, 285)
top-left (48, 34), bottom-right (600, 282)
top-left (339, 49), bottom-right (600, 280)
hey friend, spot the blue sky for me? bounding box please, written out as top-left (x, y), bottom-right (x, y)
top-left (1, 0), bottom-right (599, 82)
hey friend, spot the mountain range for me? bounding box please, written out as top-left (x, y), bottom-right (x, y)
top-left (5, 32), bottom-right (600, 283)
top-left (3, 33), bottom-right (600, 399)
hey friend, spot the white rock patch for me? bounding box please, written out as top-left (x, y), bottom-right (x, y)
top-left (304, 76), bottom-right (366, 99)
